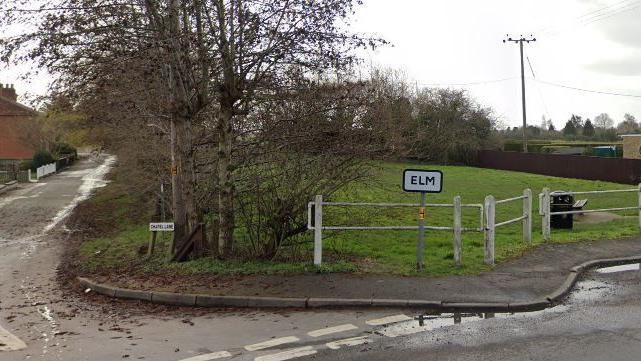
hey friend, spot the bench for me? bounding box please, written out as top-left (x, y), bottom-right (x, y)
top-left (573, 199), bottom-right (588, 211)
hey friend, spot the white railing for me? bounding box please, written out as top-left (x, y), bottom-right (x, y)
top-left (34, 162), bottom-right (57, 180)
top-left (482, 189), bottom-right (532, 266)
top-left (307, 185), bottom-right (638, 269)
top-left (307, 195), bottom-right (484, 267)
top-left (539, 185), bottom-right (641, 241)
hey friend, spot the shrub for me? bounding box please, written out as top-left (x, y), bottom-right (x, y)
top-left (20, 159), bottom-right (35, 171)
top-left (53, 142), bottom-right (78, 159)
top-left (32, 149), bottom-right (55, 168)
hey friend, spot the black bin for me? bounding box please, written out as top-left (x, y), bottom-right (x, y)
top-left (550, 191), bottom-right (573, 229)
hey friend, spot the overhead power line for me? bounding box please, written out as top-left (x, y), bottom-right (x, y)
top-left (525, 54), bottom-right (552, 121)
top-left (419, 77), bottom-right (518, 87)
top-left (534, 79), bottom-right (641, 99)
top-left (539, 0), bottom-right (641, 37)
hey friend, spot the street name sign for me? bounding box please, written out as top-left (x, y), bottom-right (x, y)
top-left (402, 169), bottom-right (443, 271)
top-left (149, 222), bottom-right (175, 232)
top-left (402, 169), bottom-right (443, 193)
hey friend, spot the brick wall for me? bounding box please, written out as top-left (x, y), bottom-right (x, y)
top-left (0, 92), bottom-right (37, 160)
top-left (0, 84), bottom-right (17, 102)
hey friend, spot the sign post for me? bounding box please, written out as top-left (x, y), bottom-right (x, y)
top-left (402, 169), bottom-right (443, 271)
top-left (148, 222), bottom-right (175, 256)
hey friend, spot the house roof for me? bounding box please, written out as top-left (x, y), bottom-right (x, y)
top-left (0, 95), bottom-right (38, 116)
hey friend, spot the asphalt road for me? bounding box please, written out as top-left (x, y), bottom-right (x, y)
top-left (305, 266), bottom-right (641, 361)
top-left (0, 157), bottom-right (424, 361)
top-left (2, 157), bottom-right (641, 361)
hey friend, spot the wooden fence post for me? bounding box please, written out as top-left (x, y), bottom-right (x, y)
top-left (484, 195), bottom-right (495, 265)
top-left (638, 183), bottom-right (641, 231)
top-left (542, 188), bottom-right (551, 242)
top-left (523, 188), bottom-right (532, 244)
top-left (147, 231), bottom-right (157, 256)
top-left (314, 195), bottom-right (323, 266)
top-left (453, 195), bottom-right (462, 267)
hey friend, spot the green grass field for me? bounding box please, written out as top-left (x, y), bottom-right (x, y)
top-left (77, 161), bottom-right (640, 277)
top-left (322, 162), bottom-right (638, 275)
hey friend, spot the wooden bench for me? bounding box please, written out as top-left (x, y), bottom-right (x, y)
top-left (573, 199), bottom-right (588, 211)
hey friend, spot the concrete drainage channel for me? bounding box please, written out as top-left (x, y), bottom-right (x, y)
top-left (77, 255), bottom-right (641, 312)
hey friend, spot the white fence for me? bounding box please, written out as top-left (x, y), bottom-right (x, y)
top-left (483, 189), bottom-right (533, 265)
top-left (31, 162), bottom-right (57, 182)
top-left (307, 185), bottom-right (641, 268)
top-left (307, 189), bottom-right (533, 268)
top-left (539, 185), bottom-right (641, 241)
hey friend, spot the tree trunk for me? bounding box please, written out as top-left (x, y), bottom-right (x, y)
top-left (217, 107), bottom-right (235, 256)
top-left (181, 118), bottom-right (199, 231)
top-left (171, 115), bottom-right (199, 253)
top-left (170, 118), bottom-right (187, 252)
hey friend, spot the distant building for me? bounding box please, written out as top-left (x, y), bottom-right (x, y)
top-left (621, 134), bottom-right (641, 159)
top-left (0, 84), bottom-right (38, 160)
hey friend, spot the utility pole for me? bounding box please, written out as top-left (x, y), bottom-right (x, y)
top-left (504, 35), bottom-right (536, 152)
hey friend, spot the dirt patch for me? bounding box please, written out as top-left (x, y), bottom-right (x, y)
top-left (575, 212), bottom-right (624, 224)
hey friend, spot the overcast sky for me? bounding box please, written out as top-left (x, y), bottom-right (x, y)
top-left (2, 0), bottom-right (641, 129)
top-left (352, 0), bottom-right (641, 129)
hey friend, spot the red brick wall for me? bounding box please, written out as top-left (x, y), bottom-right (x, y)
top-left (0, 86), bottom-right (17, 102)
top-left (0, 97), bottom-right (36, 160)
top-left (0, 116), bottom-right (35, 159)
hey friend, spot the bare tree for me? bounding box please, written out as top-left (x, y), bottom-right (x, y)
top-left (1, 0), bottom-right (383, 259)
top-left (594, 113), bottom-right (614, 129)
top-left (617, 113), bottom-right (639, 134)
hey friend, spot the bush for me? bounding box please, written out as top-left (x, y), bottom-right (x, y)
top-left (53, 142), bottom-right (78, 159)
top-left (32, 149), bottom-right (55, 168)
top-left (20, 159), bottom-right (35, 171)
top-left (412, 88), bottom-right (497, 164)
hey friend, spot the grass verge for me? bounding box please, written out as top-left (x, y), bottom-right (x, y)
top-left (71, 161), bottom-right (640, 278)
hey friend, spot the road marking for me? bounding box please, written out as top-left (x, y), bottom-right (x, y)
top-left (326, 336), bottom-right (371, 350)
top-left (307, 323), bottom-right (358, 337)
top-left (0, 324), bottom-right (27, 351)
top-left (178, 351), bottom-right (232, 361)
top-left (245, 336), bottom-right (300, 351)
top-left (377, 325), bottom-right (426, 338)
top-left (254, 346), bottom-right (316, 361)
top-left (365, 314), bottom-right (412, 326)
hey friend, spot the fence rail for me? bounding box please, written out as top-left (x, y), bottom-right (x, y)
top-left (483, 189), bottom-right (532, 265)
top-left (308, 195), bottom-right (486, 267)
top-left (307, 185), bottom-right (640, 270)
top-left (540, 185), bottom-right (641, 241)
top-left (307, 201), bottom-right (484, 232)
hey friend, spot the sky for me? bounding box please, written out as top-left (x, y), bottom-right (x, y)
top-left (2, 0), bottom-right (641, 129)
top-left (351, 0), bottom-right (641, 129)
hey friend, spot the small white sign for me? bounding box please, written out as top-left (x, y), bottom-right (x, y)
top-left (149, 222), bottom-right (175, 232)
top-left (403, 169), bottom-right (443, 193)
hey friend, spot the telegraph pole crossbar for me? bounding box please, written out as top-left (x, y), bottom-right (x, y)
top-left (504, 34), bottom-right (536, 153)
